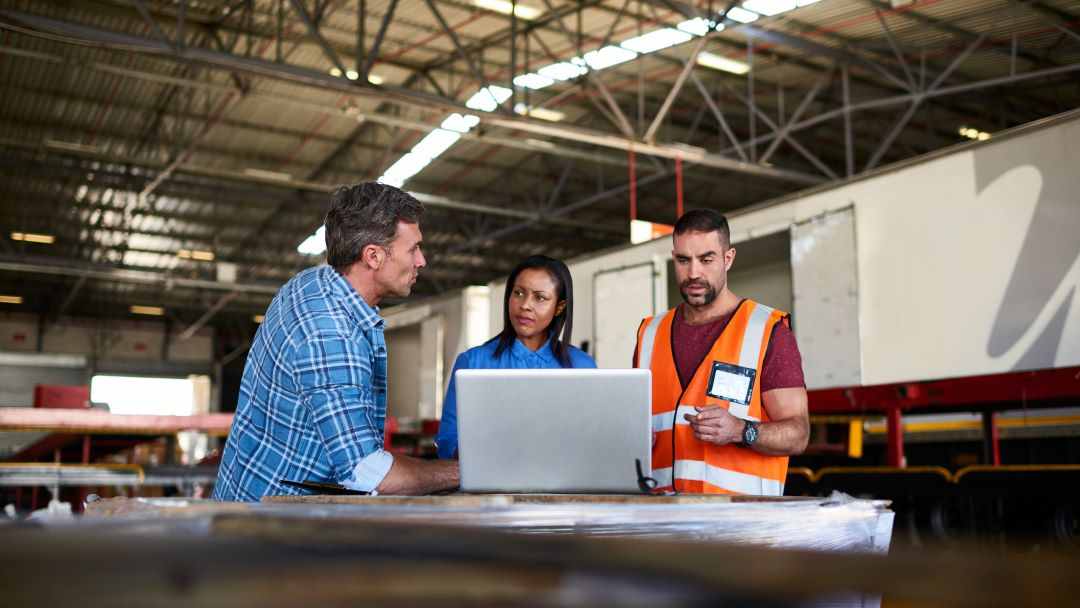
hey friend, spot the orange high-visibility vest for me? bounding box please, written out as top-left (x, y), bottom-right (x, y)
top-left (634, 299), bottom-right (790, 495)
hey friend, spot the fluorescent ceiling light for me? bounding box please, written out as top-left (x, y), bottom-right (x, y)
top-left (368, 74), bottom-right (384, 85)
top-left (726, 6), bottom-right (760, 22)
top-left (677, 17), bottom-right (722, 36)
top-left (0, 295), bottom-right (23, 305)
top-left (741, 0), bottom-right (797, 16)
top-left (958, 126), bottom-right (991, 141)
top-left (411, 129), bottom-right (463, 162)
top-left (45, 139), bottom-right (98, 154)
top-left (11, 232), bottom-right (55, 244)
top-left (130, 305), bottom-right (165, 316)
top-left (583, 45), bottom-right (637, 70)
top-left (524, 138), bottom-right (556, 149)
top-left (472, 0), bottom-right (541, 20)
top-left (252, 314), bottom-right (265, 324)
top-left (441, 113), bottom-right (480, 133)
top-left (513, 73), bottom-right (555, 90)
top-left (297, 225), bottom-right (326, 255)
top-left (697, 51), bottom-right (751, 74)
top-left (538, 60), bottom-right (588, 81)
top-left (346, 69), bottom-right (360, 80)
top-left (177, 249), bottom-right (215, 261)
top-left (330, 67), bottom-right (343, 77)
top-left (465, 85), bottom-right (513, 112)
top-left (620, 28), bottom-right (692, 54)
top-left (243, 168), bottom-right (292, 181)
top-left (514, 103), bottom-right (565, 122)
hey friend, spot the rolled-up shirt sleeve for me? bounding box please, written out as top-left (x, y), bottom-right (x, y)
top-left (293, 332), bottom-right (393, 492)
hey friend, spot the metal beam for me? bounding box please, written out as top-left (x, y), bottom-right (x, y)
top-left (644, 34), bottom-right (710, 143)
top-left (760, 67), bottom-right (835, 164)
top-left (0, 137), bottom-right (625, 232)
top-left (723, 83), bottom-right (838, 180)
top-left (689, 74), bottom-right (747, 162)
top-left (361, 0), bottom-right (398, 80)
top-left (288, 0), bottom-right (349, 76)
top-left (874, 9), bottom-right (916, 91)
top-left (422, 0), bottom-right (509, 114)
top-left (0, 10), bottom-right (819, 183)
top-left (132, 0), bottom-right (176, 51)
top-left (444, 170), bottom-right (674, 256)
top-left (0, 257), bottom-right (281, 295)
top-left (711, 59), bottom-right (1080, 159)
top-left (179, 291), bottom-right (240, 340)
top-left (864, 34), bottom-right (987, 172)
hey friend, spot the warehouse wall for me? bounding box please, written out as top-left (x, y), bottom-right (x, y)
top-left (0, 312), bottom-right (213, 364)
top-left (386, 324), bottom-right (422, 420)
top-left (382, 286), bottom-right (489, 420)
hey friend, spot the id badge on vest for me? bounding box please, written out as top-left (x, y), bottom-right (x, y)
top-left (706, 361), bottom-right (756, 419)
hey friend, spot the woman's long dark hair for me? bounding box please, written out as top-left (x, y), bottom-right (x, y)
top-left (492, 255), bottom-right (575, 367)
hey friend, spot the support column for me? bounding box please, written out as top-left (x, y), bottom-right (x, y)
top-left (981, 411), bottom-right (1001, 466)
top-left (675, 156), bottom-right (683, 219)
top-left (886, 407), bottom-right (905, 467)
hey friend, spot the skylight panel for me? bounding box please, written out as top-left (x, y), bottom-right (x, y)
top-left (441, 113), bottom-right (481, 133)
top-left (583, 45), bottom-right (638, 70)
top-left (513, 72), bottom-right (556, 90)
top-left (297, 225), bottom-right (326, 255)
top-left (473, 0), bottom-right (541, 20)
top-left (725, 6), bottom-right (760, 23)
top-left (465, 85), bottom-right (513, 112)
top-left (676, 18), bottom-right (723, 36)
top-left (741, 0), bottom-right (797, 16)
top-left (538, 60), bottom-right (589, 81)
top-left (620, 28), bottom-right (693, 54)
top-left (411, 129), bottom-right (463, 162)
top-left (377, 153), bottom-right (429, 189)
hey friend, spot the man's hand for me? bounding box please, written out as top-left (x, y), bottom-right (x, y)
top-left (685, 406), bottom-right (745, 446)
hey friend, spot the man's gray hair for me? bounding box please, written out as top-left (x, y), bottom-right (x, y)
top-left (325, 182), bottom-right (424, 273)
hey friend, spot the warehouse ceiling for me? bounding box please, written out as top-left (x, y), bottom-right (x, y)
top-left (1, 0), bottom-right (1078, 335)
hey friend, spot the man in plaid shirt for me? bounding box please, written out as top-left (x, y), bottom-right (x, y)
top-left (213, 183), bottom-right (459, 500)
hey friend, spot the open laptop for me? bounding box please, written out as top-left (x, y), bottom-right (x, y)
top-left (455, 369), bottom-right (652, 493)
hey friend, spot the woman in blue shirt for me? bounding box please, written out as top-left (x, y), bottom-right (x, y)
top-left (436, 255), bottom-right (596, 458)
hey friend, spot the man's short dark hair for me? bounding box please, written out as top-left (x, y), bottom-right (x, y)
top-left (673, 208), bottom-right (730, 247)
top-left (325, 182), bottom-right (424, 273)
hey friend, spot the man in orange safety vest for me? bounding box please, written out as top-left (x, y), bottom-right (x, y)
top-left (634, 209), bottom-right (809, 495)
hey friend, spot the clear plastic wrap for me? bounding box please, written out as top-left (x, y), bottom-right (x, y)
top-left (85, 492), bottom-right (894, 554)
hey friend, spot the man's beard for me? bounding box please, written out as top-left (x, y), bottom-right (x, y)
top-left (680, 279), bottom-right (718, 307)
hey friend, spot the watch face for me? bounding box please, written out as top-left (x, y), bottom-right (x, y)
top-left (744, 423), bottom-right (758, 444)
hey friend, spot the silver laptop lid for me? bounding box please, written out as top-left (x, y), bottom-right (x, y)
top-left (456, 368), bottom-right (651, 493)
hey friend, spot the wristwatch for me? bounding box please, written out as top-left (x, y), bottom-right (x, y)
top-left (742, 420), bottom-right (760, 447)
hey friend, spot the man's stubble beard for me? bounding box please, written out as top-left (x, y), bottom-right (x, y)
top-left (680, 280), bottom-right (719, 308)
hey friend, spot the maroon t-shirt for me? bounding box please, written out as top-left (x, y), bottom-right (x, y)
top-left (669, 301), bottom-right (805, 392)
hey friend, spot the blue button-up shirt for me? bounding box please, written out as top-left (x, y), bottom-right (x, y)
top-left (213, 265), bottom-right (393, 502)
top-left (435, 337), bottom-right (597, 459)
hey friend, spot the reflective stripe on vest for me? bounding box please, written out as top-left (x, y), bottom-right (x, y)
top-left (651, 405), bottom-right (700, 433)
top-left (728, 302), bottom-right (774, 420)
top-left (652, 461), bottom-right (785, 496)
top-left (636, 314), bottom-right (665, 370)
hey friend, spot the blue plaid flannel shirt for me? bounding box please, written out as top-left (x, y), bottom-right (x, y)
top-left (213, 265), bottom-right (393, 501)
